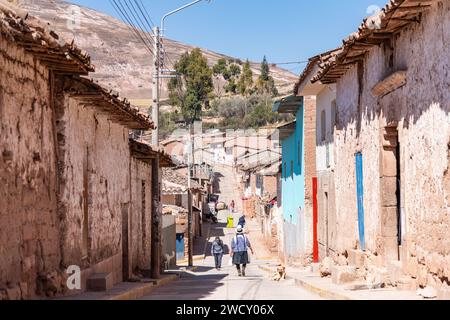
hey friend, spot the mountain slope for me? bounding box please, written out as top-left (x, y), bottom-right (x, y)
top-left (20, 0), bottom-right (297, 103)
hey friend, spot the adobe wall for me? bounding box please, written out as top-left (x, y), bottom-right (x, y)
top-left (130, 158), bottom-right (152, 273)
top-left (56, 91), bottom-right (131, 285)
top-left (334, 1), bottom-right (450, 289)
top-left (0, 36), bottom-right (61, 299)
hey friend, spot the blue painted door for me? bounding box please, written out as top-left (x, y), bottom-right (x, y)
top-left (355, 153), bottom-right (366, 251)
top-left (176, 234), bottom-right (185, 260)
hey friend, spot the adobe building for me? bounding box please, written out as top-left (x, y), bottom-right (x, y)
top-left (312, 0), bottom-right (450, 292)
top-left (0, 4), bottom-right (164, 299)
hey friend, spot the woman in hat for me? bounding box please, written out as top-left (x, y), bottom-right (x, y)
top-left (230, 225), bottom-right (254, 277)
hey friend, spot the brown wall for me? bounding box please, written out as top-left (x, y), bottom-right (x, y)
top-left (303, 96), bottom-right (317, 253)
top-left (130, 158), bottom-right (152, 273)
top-left (0, 37), bottom-right (61, 299)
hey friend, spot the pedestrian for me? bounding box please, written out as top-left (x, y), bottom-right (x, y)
top-left (238, 214), bottom-right (246, 228)
top-left (230, 225), bottom-right (254, 277)
top-left (230, 200), bottom-right (236, 213)
top-left (211, 237), bottom-right (224, 270)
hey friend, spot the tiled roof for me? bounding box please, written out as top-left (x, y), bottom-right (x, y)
top-left (65, 77), bottom-right (154, 130)
top-left (312, 0), bottom-right (435, 84)
top-left (0, 2), bottom-right (93, 74)
top-left (162, 168), bottom-right (202, 194)
top-left (129, 139), bottom-right (175, 167)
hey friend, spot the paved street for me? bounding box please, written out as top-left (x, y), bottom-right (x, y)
top-left (140, 206), bottom-right (322, 300)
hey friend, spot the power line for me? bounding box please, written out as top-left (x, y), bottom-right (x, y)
top-left (110, 0), bottom-right (154, 55)
top-left (109, 0), bottom-right (152, 54)
top-left (123, 0), bottom-right (155, 47)
top-left (137, 0), bottom-right (156, 30)
top-left (272, 60), bottom-right (309, 65)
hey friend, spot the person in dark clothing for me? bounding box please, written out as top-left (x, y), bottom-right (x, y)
top-left (238, 215), bottom-right (246, 228)
top-left (211, 237), bottom-right (224, 270)
top-left (230, 226), bottom-right (254, 277)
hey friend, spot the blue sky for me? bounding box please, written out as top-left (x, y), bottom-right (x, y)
top-left (69, 0), bottom-right (387, 74)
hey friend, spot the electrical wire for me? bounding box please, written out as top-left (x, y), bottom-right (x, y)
top-left (123, 0), bottom-right (155, 47)
top-left (109, 0), bottom-right (153, 55)
top-left (110, 0), bottom-right (154, 55)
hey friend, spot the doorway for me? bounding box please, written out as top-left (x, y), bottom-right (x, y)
top-left (380, 125), bottom-right (401, 261)
top-left (121, 203), bottom-right (130, 281)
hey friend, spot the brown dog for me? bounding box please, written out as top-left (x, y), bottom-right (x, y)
top-left (272, 265), bottom-right (286, 281)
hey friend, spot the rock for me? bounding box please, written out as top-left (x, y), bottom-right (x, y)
top-left (417, 286), bottom-right (437, 299)
top-left (319, 257), bottom-right (333, 277)
top-left (331, 266), bottom-right (357, 285)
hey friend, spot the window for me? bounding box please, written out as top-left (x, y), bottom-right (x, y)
top-left (321, 110), bottom-right (327, 142)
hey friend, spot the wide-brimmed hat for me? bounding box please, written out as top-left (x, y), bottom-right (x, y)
top-left (236, 225), bottom-right (244, 234)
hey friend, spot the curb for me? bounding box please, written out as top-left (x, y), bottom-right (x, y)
top-left (108, 274), bottom-right (179, 300)
top-left (257, 265), bottom-right (353, 300)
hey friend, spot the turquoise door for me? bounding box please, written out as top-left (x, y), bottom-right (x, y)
top-left (176, 233), bottom-right (185, 260)
top-left (355, 153), bottom-right (366, 251)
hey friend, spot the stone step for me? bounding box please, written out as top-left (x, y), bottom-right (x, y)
top-left (87, 273), bottom-right (113, 292)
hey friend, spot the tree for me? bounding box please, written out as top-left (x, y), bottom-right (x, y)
top-left (168, 48), bottom-right (213, 124)
top-left (260, 56), bottom-right (270, 81)
top-left (238, 60), bottom-right (254, 96)
top-left (256, 56), bottom-right (278, 97)
top-left (213, 58), bottom-right (227, 76)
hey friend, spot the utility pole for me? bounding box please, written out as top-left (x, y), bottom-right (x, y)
top-left (150, 25), bottom-right (161, 279)
top-left (187, 123), bottom-right (194, 267)
top-left (152, 26), bottom-right (160, 147)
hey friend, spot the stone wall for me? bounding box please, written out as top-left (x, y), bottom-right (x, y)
top-left (333, 1), bottom-right (450, 290)
top-left (0, 36), bottom-right (61, 299)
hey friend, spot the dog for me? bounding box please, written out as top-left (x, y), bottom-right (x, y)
top-left (272, 265), bottom-right (286, 281)
top-left (164, 251), bottom-right (175, 270)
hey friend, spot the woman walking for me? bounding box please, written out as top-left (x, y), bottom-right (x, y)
top-left (230, 226), bottom-right (254, 277)
top-left (211, 237), bottom-right (224, 270)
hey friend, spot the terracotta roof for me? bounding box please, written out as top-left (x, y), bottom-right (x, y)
top-left (65, 77), bottom-right (153, 130)
top-left (312, 0), bottom-right (435, 84)
top-left (293, 48), bottom-right (340, 94)
top-left (129, 139), bottom-right (175, 167)
top-left (162, 168), bottom-right (202, 194)
top-left (0, 2), bottom-right (93, 74)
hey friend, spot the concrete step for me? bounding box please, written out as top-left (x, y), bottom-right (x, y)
top-left (87, 273), bottom-right (113, 292)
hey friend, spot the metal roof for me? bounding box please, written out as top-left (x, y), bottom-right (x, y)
top-left (273, 95), bottom-right (303, 114)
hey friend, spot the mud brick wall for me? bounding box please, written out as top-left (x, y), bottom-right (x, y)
top-left (333, 1), bottom-right (450, 290)
top-left (130, 158), bottom-right (152, 273)
top-left (55, 90), bottom-right (131, 284)
top-left (0, 36), bottom-right (62, 299)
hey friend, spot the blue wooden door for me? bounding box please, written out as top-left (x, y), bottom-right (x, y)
top-left (355, 153), bottom-right (366, 251)
top-left (176, 234), bottom-right (185, 260)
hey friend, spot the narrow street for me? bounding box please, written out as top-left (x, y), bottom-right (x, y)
top-left (140, 211), bottom-right (321, 300)
top-left (141, 165), bottom-right (321, 300)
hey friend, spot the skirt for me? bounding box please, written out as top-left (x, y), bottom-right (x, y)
top-left (232, 251), bottom-right (249, 265)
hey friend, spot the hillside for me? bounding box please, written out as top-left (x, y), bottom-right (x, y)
top-left (20, 0), bottom-right (298, 106)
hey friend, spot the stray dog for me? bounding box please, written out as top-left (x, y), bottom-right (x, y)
top-left (272, 265), bottom-right (286, 281)
top-left (164, 251), bottom-right (175, 270)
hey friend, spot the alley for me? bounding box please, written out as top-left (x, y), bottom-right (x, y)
top-left (140, 209), bottom-right (321, 300)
